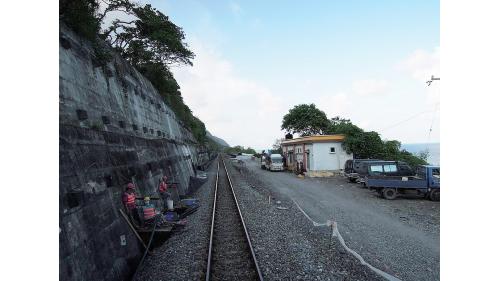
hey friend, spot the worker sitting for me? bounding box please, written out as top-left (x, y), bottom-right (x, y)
top-left (140, 196), bottom-right (171, 227)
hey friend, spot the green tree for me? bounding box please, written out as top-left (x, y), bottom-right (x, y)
top-left (281, 104), bottom-right (329, 136)
top-left (382, 140), bottom-right (402, 160)
top-left (397, 149), bottom-right (428, 167)
top-left (102, 4), bottom-right (194, 67)
top-left (327, 116), bottom-right (364, 136)
top-left (60, 0), bottom-right (100, 41)
top-left (343, 131), bottom-right (385, 159)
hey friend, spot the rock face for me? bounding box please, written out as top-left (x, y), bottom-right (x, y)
top-left (59, 24), bottom-right (211, 281)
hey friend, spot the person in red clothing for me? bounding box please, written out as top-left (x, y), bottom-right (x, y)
top-left (141, 197), bottom-right (171, 227)
top-left (122, 183), bottom-right (140, 223)
top-left (141, 197), bottom-right (157, 221)
top-left (122, 183), bottom-right (136, 209)
top-left (158, 176), bottom-right (171, 209)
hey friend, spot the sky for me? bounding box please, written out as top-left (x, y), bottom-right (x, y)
top-left (145, 0), bottom-right (440, 150)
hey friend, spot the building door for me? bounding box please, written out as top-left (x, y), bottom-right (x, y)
top-left (306, 152), bottom-right (310, 170)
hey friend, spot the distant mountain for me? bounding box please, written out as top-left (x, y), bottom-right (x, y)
top-left (206, 131), bottom-right (230, 147)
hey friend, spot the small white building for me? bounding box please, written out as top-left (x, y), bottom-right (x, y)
top-left (281, 135), bottom-right (353, 177)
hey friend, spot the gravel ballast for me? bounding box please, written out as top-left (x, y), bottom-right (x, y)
top-left (134, 161), bottom-right (217, 281)
top-left (226, 159), bottom-right (384, 281)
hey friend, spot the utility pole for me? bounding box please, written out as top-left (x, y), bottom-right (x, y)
top-left (426, 75), bottom-right (440, 86)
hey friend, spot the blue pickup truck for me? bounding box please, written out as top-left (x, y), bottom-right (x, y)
top-left (366, 165), bottom-right (440, 201)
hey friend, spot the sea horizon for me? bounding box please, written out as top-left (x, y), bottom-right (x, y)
top-left (401, 143), bottom-right (440, 165)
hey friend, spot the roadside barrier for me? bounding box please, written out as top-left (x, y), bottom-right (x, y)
top-left (292, 199), bottom-right (401, 281)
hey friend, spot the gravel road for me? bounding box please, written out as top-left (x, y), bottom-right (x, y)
top-left (236, 158), bottom-right (440, 281)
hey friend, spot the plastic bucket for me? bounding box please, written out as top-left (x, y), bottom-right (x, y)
top-left (167, 199), bottom-right (174, 210)
top-left (164, 211), bottom-right (178, 221)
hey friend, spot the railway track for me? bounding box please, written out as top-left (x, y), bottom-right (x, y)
top-left (205, 156), bottom-right (263, 281)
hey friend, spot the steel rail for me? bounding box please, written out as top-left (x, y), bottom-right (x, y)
top-left (222, 158), bottom-right (264, 281)
top-left (205, 156), bottom-right (264, 281)
top-left (205, 158), bottom-right (219, 281)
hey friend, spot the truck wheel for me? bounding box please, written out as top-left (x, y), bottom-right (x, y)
top-left (429, 189), bottom-right (440, 201)
top-left (349, 178), bottom-right (357, 183)
top-left (382, 188), bottom-right (397, 200)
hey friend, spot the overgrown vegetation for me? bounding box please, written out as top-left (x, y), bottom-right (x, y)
top-left (281, 104), bottom-right (429, 167)
top-left (224, 146), bottom-right (257, 155)
top-left (60, 0), bottom-right (207, 143)
top-left (60, 0), bottom-right (100, 42)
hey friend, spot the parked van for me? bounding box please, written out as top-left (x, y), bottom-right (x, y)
top-left (266, 154), bottom-right (284, 171)
top-left (344, 159), bottom-right (381, 182)
top-left (359, 161), bottom-right (414, 183)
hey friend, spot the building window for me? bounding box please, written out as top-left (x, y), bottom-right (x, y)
top-left (370, 165), bottom-right (383, 173)
top-left (330, 147), bottom-right (336, 153)
top-left (383, 164), bottom-right (397, 172)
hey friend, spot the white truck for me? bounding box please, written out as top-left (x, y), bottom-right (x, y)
top-left (265, 154), bottom-right (284, 171)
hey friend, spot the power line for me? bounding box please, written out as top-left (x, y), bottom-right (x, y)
top-left (426, 103), bottom-right (439, 143)
top-left (379, 106), bottom-right (438, 132)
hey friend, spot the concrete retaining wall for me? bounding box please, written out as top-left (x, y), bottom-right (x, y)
top-left (59, 24), bottom-right (211, 281)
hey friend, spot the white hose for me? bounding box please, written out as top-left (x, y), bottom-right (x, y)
top-left (330, 221), bottom-right (401, 281)
top-left (292, 200), bottom-right (401, 281)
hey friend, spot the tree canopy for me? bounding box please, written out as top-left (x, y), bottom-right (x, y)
top-left (102, 3), bottom-right (194, 67)
top-left (327, 116), bottom-right (364, 136)
top-left (281, 104), bottom-right (429, 167)
top-left (281, 104), bottom-right (330, 136)
top-left (60, 0), bottom-right (100, 41)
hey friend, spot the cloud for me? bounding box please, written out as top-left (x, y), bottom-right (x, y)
top-left (172, 39), bottom-right (286, 149)
top-left (352, 79), bottom-right (389, 96)
top-left (397, 46), bottom-right (440, 104)
top-left (313, 92), bottom-right (351, 118)
top-left (397, 47), bottom-right (440, 82)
